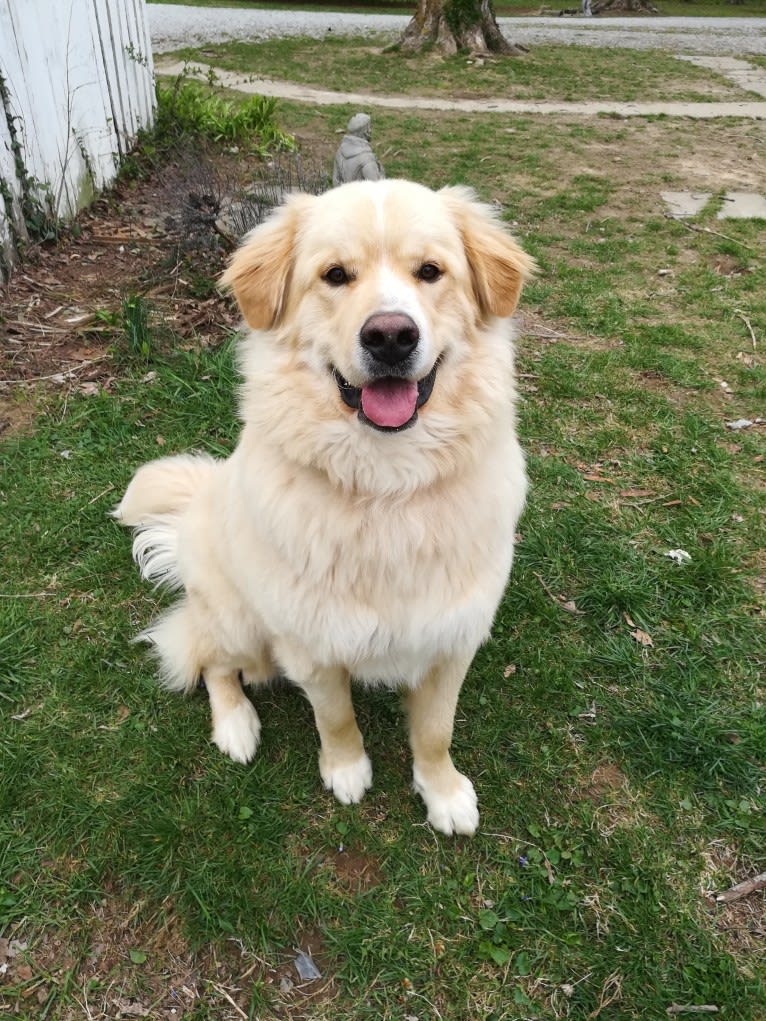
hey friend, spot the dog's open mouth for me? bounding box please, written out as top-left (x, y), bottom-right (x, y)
top-left (332, 363), bottom-right (438, 432)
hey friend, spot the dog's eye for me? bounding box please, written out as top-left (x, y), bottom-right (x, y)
top-left (323, 266), bottom-right (350, 287)
top-left (416, 263), bottom-right (442, 283)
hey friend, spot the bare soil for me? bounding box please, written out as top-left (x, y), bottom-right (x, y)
top-left (0, 142), bottom-right (248, 408)
top-left (0, 893), bottom-right (338, 1019)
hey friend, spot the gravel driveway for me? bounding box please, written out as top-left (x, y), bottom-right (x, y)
top-left (148, 5), bottom-right (766, 56)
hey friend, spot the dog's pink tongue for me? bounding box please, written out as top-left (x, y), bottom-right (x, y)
top-left (361, 378), bottom-right (418, 428)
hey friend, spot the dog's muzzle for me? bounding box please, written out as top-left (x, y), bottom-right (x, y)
top-left (332, 361), bottom-right (439, 433)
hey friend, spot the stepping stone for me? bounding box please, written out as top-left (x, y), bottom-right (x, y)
top-left (676, 55), bottom-right (766, 100)
top-left (661, 191), bottom-right (711, 219)
top-left (717, 192), bottom-right (766, 220)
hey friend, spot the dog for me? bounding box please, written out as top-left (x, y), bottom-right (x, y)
top-left (116, 179), bottom-right (534, 836)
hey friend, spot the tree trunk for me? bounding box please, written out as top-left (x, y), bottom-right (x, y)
top-left (399, 0), bottom-right (527, 56)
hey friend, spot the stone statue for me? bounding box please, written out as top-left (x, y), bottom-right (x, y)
top-left (332, 113), bottom-right (385, 187)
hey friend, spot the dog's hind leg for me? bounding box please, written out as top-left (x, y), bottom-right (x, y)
top-left (406, 655), bottom-right (479, 837)
top-left (206, 666), bottom-right (261, 764)
top-left (297, 667), bottom-right (372, 806)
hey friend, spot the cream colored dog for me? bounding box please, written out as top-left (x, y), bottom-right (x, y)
top-left (116, 179), bottom-right (533, 836)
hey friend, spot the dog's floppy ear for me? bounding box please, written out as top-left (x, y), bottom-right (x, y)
top-left (440, 186), bottom-right (536, 320)
top-left (220, 193), bottom-right (315, 330)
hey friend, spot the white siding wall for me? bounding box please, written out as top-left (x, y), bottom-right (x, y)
top-left (0, 0), bottom-right (154, 276)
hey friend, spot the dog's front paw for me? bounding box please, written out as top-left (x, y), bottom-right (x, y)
top-left (320, 753), bottom-right (373, 805)
top-left (413, 768), bottom-right (479, 836)
top-left (212, 699), bottom-right (261, 764)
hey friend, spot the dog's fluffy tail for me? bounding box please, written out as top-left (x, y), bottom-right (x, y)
top-left (114, 453), bottom-right (218, 591)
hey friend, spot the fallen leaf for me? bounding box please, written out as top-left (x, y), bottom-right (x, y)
top-left (558, 597), bottom-right (585, 615)
top-left (619, 488), bottom-right (654, 499)
top-left (630, 628), bottom-right (654, 647)
top-left (114, 1001), bottom-right (149, 1018)
top-left (583, 474), bottom-right (615, 484)
top-left (503, 664), bottom-right (517, 678)
top-left (155, 435), bottom-right (165, 446)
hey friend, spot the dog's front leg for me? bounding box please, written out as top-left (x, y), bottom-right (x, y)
top-left (298, 667), bottom-right (372, 805)
top-left (406, 656), bottom-right (479, 837)
top-left (206, 666), bottom-right (262, 764)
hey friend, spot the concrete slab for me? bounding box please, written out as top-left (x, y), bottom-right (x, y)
top-left (677, 55), bottom-right (766, 99)
top-left (717, 192), bottom-right (766, 219)
top-left (661, 191), bottom-right (712, 218)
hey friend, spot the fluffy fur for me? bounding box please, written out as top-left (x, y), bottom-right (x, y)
top-left (116, 179), bottom-right (534, 835)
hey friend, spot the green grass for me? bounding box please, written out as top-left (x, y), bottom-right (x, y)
top-left (2, 49), bottom-right (765, 1021)
top-left (169, 37), bottom-right (755, 102)
top-left (155, 72), bottom-right (294, 150)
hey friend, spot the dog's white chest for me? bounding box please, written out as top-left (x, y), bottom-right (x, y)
top-left (229, 461), bottom-right (522, 685)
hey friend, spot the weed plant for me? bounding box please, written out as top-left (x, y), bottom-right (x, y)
top-left (155, 71), bottom-right (294, 153)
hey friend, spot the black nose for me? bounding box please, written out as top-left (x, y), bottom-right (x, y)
top-left (360, 313), bottom-right (419, 366)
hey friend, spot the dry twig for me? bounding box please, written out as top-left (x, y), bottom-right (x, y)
top-left (734, 309), bottom-right (758, 351)
top-left (715, 871), bottom-right (766, 904)
top-left (665, 214), bottom-right (756, 252)
top-left (210, 982), bottom-right (248, 1020)
top-left (0, 355), bottom-right (108, 386)
top-left (666, 1006), bottom-right (719, 1015)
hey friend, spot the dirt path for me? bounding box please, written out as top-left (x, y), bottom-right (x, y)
top-left (155, 59), bottom-right (766, 121)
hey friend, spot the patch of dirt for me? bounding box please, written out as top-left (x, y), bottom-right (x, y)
top-left (326, 848), bottom-right (384, 893)
top-left (568, 119), bottom-right (765, 220)
top-left (1, 897), bottom-right (242, 1019)
top-left (700, 844), bottom-right (766, 967)
top-left (711, 891), bottom-right (766, 963)
top-left (266, 927), bottom-right (339, 1016)
top-left (582, 762), bottom-right (628, 803)
top-left (0, 393), bottom-right (39, 438)
top-left (0, 141), bottom-right (260, 390)
top-left (710, 253), bottom-right (749, 278)
top-left (0, 894), bottom-right (341, 1020)
top-left (574, 761), bottom-right (653, 835)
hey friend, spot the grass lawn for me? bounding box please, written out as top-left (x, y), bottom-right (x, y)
top-left (169, 37), bottom-right (758, 102)
top-left (1, 46), bottom-right (765, 1021)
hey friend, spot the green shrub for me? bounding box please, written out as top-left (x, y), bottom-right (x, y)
top-left (155, 72), bottom-right (294, 153)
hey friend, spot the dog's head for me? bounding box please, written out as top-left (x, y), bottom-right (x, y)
top-left (222, 180), bottom-right (534, 492)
